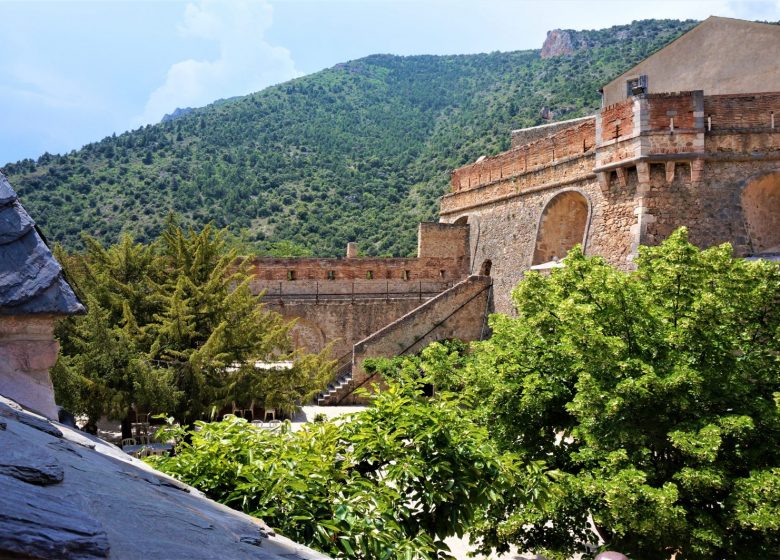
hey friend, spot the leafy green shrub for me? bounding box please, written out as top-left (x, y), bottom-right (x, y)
top-left (150, 375), bottom-right (547, 559)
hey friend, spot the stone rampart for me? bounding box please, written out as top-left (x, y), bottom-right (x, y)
top-left (443, 90), bottom-right (780, 316)
top-left (247, 222), bottom-right (470, 359)
top-left (450, 117), bottom-right (596, 193)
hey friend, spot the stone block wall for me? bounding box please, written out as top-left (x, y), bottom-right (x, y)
top-left (338, 275), bottom-right (492, 404)
top-left (443, 174), bottom-right (636, 315)
top-left (266, 298), bottom-right (433, 358)
top-left (0, 316), bottom-right (59, 419)
top-left (417, 222), bottom-right (469, 260)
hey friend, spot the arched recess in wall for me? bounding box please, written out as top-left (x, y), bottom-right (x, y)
top-left (742, 171), bottom-right (780, 254)
top-left (289, 319), bottom-right (327, 355)
top-left (453, 215), bottom-right (469, 225)
top-left (532, 190), bottom-right (590, 266)
top-left (479, 259), bottom-right (492, 276)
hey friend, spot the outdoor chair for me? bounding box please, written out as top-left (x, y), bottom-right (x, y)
top-left (121, 437), bottom-right (136, 448)
top-left (241, 399), bottom-right (256, 422)
top-left (263, 408), bottom-right (276, 422)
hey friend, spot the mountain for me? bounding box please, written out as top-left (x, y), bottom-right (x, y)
top-left (2, 19), bottom-right (696, 257)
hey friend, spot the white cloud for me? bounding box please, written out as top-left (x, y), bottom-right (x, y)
top-left (138, 0), bottom-right (300, 125)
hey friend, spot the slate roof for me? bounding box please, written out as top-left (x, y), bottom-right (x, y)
top-left (0, 394), bottom-right (331, 560)
top-left (0, 172), bottom-right (85, 315)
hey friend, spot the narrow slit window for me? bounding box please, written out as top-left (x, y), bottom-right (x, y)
top-left (327, 270), bottom-right (336, 280)
top-left (439, 270), bottom-right (446, 279)
top-left (287, 270), bottom-right (296, 281)
top-left (402, 270), bottom-right (410, 281)
top-left (366, 271), bottom-right (373, 280)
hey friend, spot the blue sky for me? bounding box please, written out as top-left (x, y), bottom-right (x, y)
top-left (1, 0), bottom-right (778, 165)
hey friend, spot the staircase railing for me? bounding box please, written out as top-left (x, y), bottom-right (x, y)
top-left (334, 278), bottom-right (492, 405)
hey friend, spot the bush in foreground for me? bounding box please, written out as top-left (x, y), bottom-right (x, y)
top-left (149, 375), bottom-right (548, 559)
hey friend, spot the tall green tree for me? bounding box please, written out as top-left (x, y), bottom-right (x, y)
top-left (456, 229), bottom-right (780, 559)
top-left (52, 235), bottom-right (177, 436)
top-left (149, 222), bottom-right (293, 425)
top-left (53, 222), bottom-right (333, 435)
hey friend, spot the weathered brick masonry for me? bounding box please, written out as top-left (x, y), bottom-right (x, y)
top-left (247, 223), bottom-right (471, 360)
top-left (444, 90), bottom-right (780, 314)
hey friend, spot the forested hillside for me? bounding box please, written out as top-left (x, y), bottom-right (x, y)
top-left (2, 19), bottom-right (695, 256)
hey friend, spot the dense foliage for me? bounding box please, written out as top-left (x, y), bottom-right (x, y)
top-left (3, 19), bottom-right (694, 257)
top-left (52, 221), bottom-right (334, 435)
top-left (419, 230), bottom-right (780, 559)
top-left (147, 230), bottom-right (780, 559)
top-left (149, 374), bottom-right (546, 560)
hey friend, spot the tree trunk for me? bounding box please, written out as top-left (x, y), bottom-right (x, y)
top-left (121, 414), bottom-right (133, 440)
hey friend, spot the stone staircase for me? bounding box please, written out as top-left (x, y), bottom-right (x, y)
top-left (316, 358), bottom-right (354, 405)
top-left (315, 275), bottom-right (493, 406)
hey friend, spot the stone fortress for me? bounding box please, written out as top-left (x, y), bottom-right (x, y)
top-left (252, 17), bottom-right (780, 404)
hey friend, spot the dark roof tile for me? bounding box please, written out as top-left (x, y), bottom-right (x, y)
top-left (0, 172), bottom-right (85, 316)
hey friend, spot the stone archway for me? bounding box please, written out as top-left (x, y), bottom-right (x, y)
top-left (453, 215), bottom-right (469, 225)
top-left (742, 171), bottom-right (780, 254)
top-left (532, 191), bottom-right (590, 265)
top-left (289, 319), bottom-right (327, 355)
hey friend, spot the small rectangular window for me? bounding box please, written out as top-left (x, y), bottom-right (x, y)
top-left (402, 270), bottom-right (410, 281)
top-left (439, 270), bottom-right (446, 279)
top-left (366, 271), bottom-right (373, 280)
top-left (626, 74), bottom-right (648, 96)
top-left (327, 270), bottom-right (336, 280)
top-left (287, 270), bottom-right (296, 281)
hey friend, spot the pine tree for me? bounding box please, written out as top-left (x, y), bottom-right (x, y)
top-left (52, 236), bottom-right (177, 437)
top-left (53, 220), bottom-right (333, 434)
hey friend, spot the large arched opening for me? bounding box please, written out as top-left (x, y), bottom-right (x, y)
top-left (742, 172), bottom-right (780, 255)
top-left (532, 191), bottom-right (590, 265)
top-left (289, 319), bottom-right (326, 355)
top-left (453, 215), bottom-right (469, 225)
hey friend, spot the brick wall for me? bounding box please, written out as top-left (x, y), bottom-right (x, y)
top-left (451, 118), bottom-right (595, 192)
top-left (704, 92), bottom-right (780, 129)
top-left (511, 116), bottom-right (594, 148)
top-left (646, 91), bottom-right (699, 129)
top-left (600, 98), bottom-right (635, 142)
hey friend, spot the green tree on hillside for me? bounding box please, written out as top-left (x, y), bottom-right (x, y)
top-left (4, 19), bottom-right (696, 257)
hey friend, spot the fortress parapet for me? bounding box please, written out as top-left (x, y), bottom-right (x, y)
top-left (442, 90), bottom-right (780, 315)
